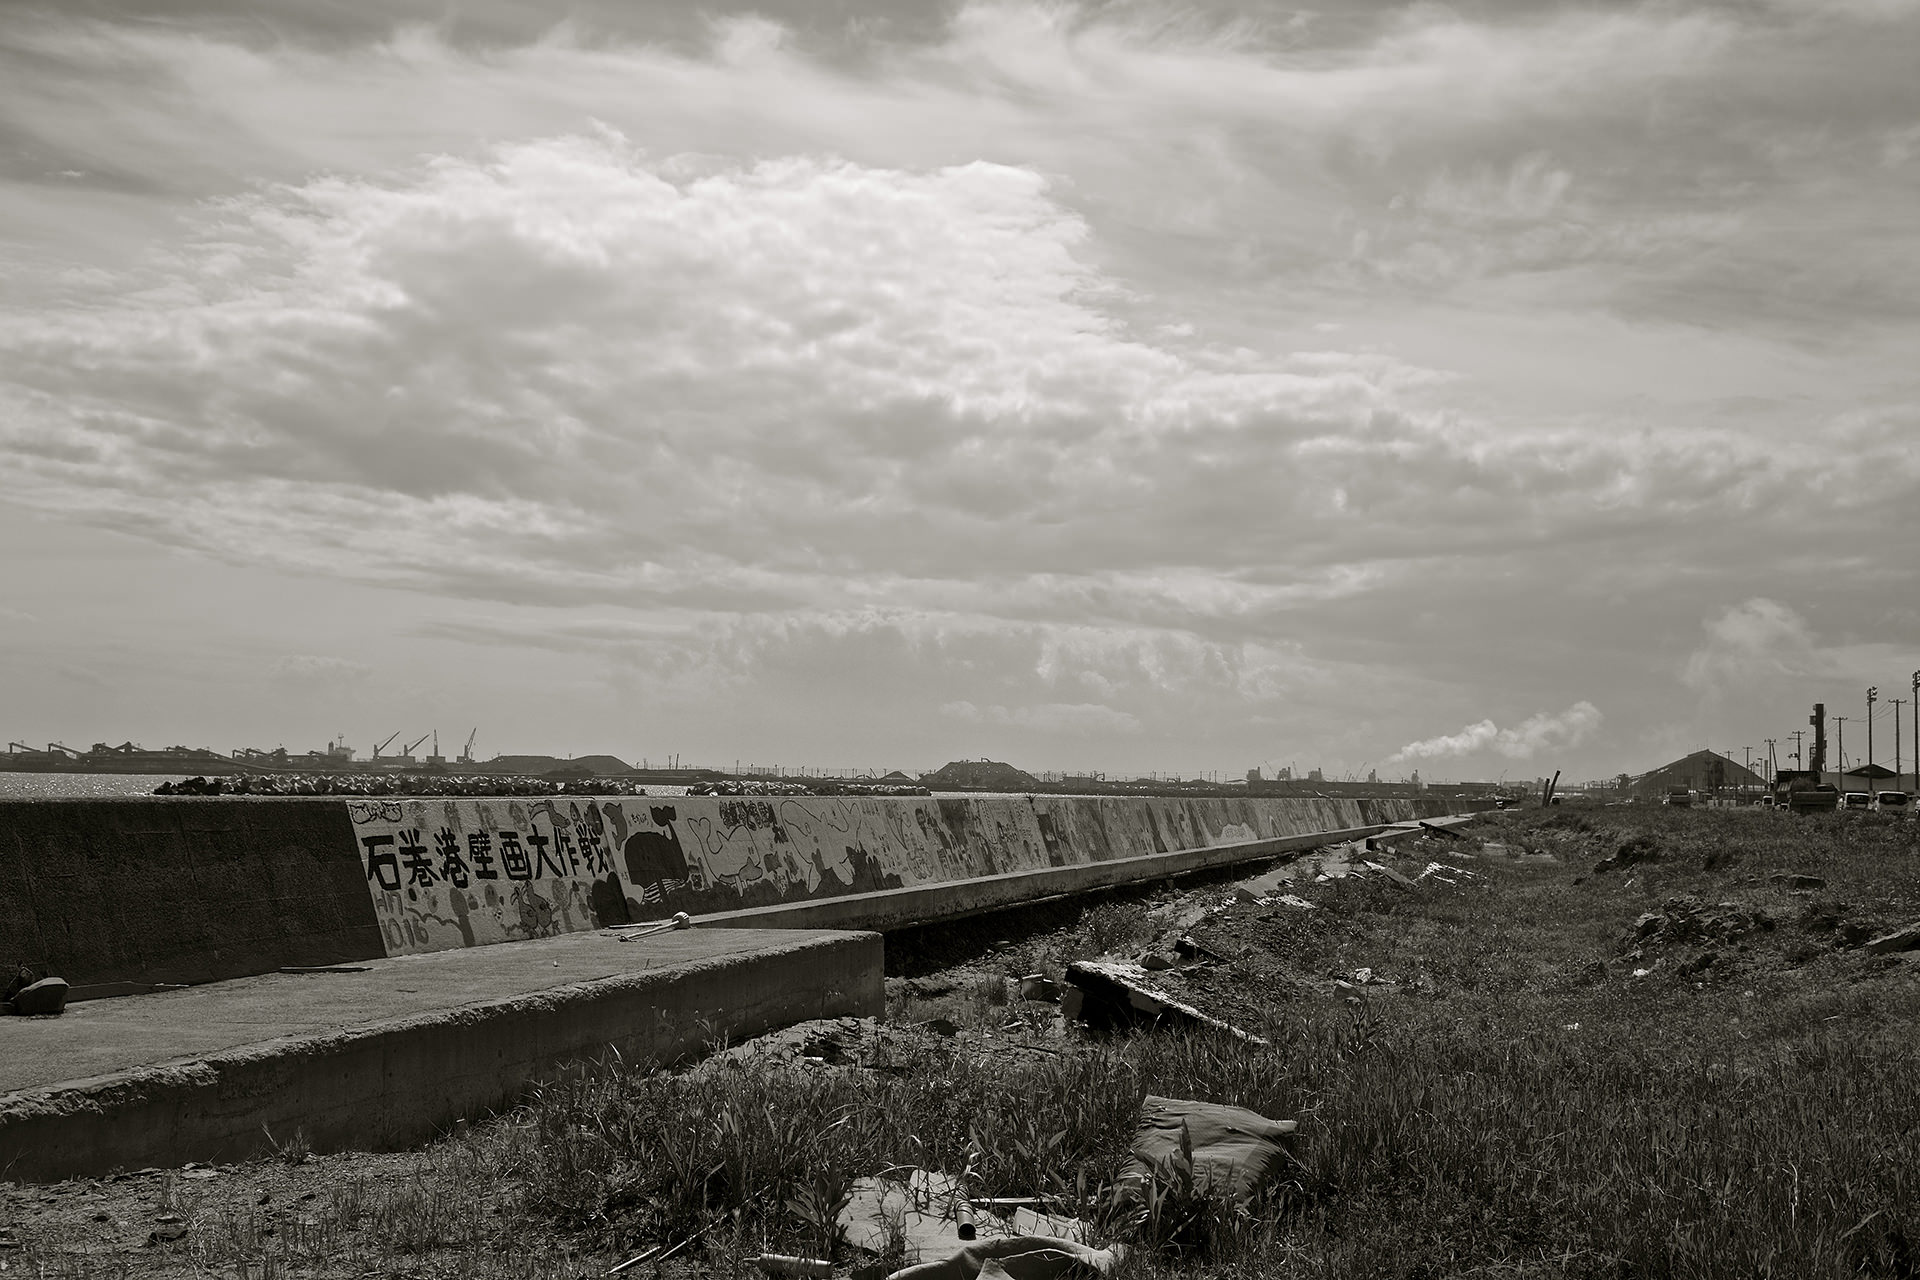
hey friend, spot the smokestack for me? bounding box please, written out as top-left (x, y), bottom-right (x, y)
top-left (1810, 703), bottom-right (1827, 778)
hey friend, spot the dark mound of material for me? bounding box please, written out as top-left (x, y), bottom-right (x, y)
top-left (921, 759), bottom-right (1040, 790)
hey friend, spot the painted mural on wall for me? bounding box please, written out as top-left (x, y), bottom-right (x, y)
top-left (351, 793), bottom-right (1430, 956)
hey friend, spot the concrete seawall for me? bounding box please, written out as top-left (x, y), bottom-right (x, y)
top-left (0, 928), bottom-right (882, 1181)
top-left (2, 794), bottom-right (1477, 988)
top-left (1, 793), bottom-right (1480, 1180)
top-left (0, 799), bottom-right (381, 992)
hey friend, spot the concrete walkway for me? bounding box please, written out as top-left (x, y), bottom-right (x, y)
top-left (0, 926), bottom-right (881, 1182)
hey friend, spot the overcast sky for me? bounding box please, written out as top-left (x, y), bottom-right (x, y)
top-left (2, 0), bottom-right (1915, 782)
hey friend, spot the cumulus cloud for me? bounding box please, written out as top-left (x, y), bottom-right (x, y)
top-left (1390, 701), bottom-right (1602, 763)
top-left (1682, 599), bottom-right (1819, 693)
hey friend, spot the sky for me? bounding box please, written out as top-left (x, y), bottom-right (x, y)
top-left (1, 0), bottom-right (1916, 783)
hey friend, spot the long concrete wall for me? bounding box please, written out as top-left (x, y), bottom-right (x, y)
top-left (2, 794), bottom-right (1473, 986)
top-left (0, 929), bottom-right (882, 1180)
top-left (0, 799), bottom-right (383, 990)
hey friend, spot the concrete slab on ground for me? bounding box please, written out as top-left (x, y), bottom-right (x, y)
top-left (0, 926), bottom-right (881, 1182)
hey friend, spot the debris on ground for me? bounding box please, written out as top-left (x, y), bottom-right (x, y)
top-left (1361, 860), bottom-right (1417, 890)
top-left (1771, 873), bottom-right (1828, 893)
top-left (1017, 975), bottom-right (1061, 1003)
top-left (885, 1234), bottom-right (1120, 1280)
top-left (1416, 862), bottom-right (1480, 885)
top-left (840, 1171), bottom-right (1119, 1280)
top-left (2, 970), bottom-right (67, 1016)
top-left (1593, 834), bottom-right (1662, 873)
top-left (840, 1169), bottom-right (975, 1266)
top-left (1062, 962), bottom-right (1269, 1044)
top-left (1863, 922), bottom-right (1920, 955)
top-left (1114, 1096), bottom-right (1298, 1213)
top-left (1621, 896), bottom-right (1774, 960)
top-left (751, 1253), bottom-right (834, 1276)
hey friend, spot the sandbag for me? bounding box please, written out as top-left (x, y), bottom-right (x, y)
top-left (1115, 1096), bottom-right (1297, 1208)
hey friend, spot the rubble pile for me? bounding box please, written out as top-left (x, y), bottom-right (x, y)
top-left (153, 774), bottom-right (650, 797)
top-left (1621, 895), bottom-right (1776, 978)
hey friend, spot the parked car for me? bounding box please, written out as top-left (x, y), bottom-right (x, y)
top-left (1842, 791), bottom-right (1872, 810)
top-left (1876, 791), bottom-right (1911, 814)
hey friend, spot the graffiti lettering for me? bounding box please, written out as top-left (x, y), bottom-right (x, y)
top-left (527, 829), bottom-right (568, 879)
top-left (362, 833), bottom-right (400, 891)
top-left (498, 831), bottom-right (532, 881)
top-left (398, 829), bottom-right (437, 887)
top-left (435, 827), bottom-right (470, 889)
top-left (575, 818), bottom-right (609, 874)
top-left (467, 831), bottom-right (497, 880)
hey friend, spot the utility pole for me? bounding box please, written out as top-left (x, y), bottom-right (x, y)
top-left (1765, 738), bottom-right (1778, 779)
top-left (1868, 687), bottom-right (1879, 793)
top-left (1912, 670), bottom-right (1920, 792)
top-left (1893, 698), bottom-right (1907, 794)
top-left (1791, 730), bottom-right (1805, 769)
top-left (1835, 718), bottom-right (1847, 784)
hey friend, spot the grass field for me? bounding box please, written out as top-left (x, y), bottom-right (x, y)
top-left (7, 805), bottom-right (1919, 1278)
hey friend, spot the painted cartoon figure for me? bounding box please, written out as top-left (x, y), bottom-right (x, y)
top-left (679, 804), bottom-right (765, 890)
top-left (620, 805), bottom-right (704, 912)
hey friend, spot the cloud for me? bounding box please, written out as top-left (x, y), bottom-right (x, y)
top-left (0, 1), bottom-right (1916, 778)
top-left (271, 654), bottom-right (374, 708)
top-left (940, 700), bottom-right (1143, 735)
top-left (1390, 701), bottom-right (1602, 763)
top-left (1682, 598), bottom-right (1819, 693)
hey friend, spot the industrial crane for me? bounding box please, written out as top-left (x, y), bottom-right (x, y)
top-left (372, 731), bottom-right (401, 760)
top-left (403, 733), bottom-right (431, 758)
top-left (459, 728), bottom-right (477, 765)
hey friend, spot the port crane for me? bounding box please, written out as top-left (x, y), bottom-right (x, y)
top-left (403, 733), bottom-right (431, 758)
top-left (371, 731), bottom-right (401, 761)
top-left (458, 729), bottom-right (477, 765)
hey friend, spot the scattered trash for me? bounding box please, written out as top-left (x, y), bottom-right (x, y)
top-left (1115, 1096), bottom-right (1298, 1213)
top-left (612, 911), bottom-right (694, 940)
top-left (1362, 861), bottom-right (1417, 890)
top-left (607, 1223), bottom-right (711, 1274)
top-left (840, 1169), bottom-right (976, 1266)
top-left (1352, 967), bottom-right (1376, 985)
top-left (1062, 961), bottom-right (1268, 1045)
top-left (752, 1254), bottom-right (834, 1277)
top-left (886, 1236), bottom-right (1121, 1280)
top-left (1172, 935), bottom-right (1225, 963)
top-left (1274, 894), bottom-right (1316, 910)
